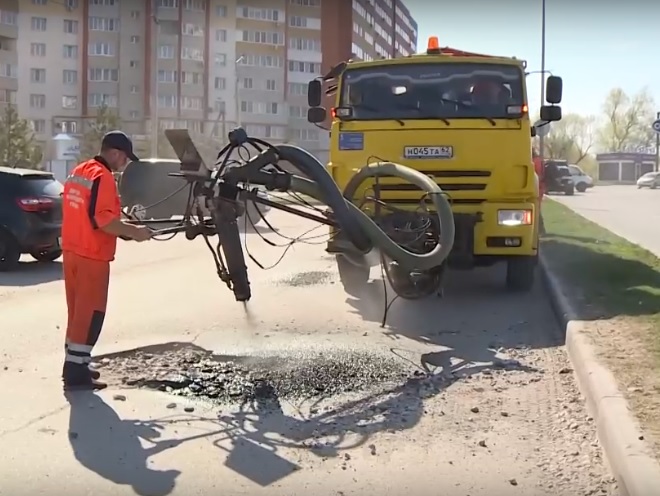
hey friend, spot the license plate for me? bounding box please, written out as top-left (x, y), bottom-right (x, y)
top-left (403, 146), bottom-right (453, 159)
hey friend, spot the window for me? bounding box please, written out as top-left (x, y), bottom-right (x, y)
top-left (214, 53), bottom-right (227, 66)
top-left (63, 20), bottom-right (79, 34)
top-left (130, 85), bottom-right (138, 93)
top-left (289, 37), bottom-right (321, 52)
top-left (266, 79), bottom-right (276, 91)
top-left (158, 44), bottom-right (174, 59)
top-left (158, 70), bottom-right (177, 83)
top-left (158, 94), bottom-right (177, 108)
top-left (32, 120), bottom-right (46, 134)
top-left (294, 129), bottom-right (319, 141)
top-left (181, 96), bottom-right (202, 110)
top-left (88, 68), bottom-right (118, 82)
top-left (157, 0), bottom-right (178, 7)
top-left (237, 54), bottom-right (283, 68)
top-left (88, 17), bottom-right (119, 31)
top-left (62, 70), bottom-right (78, 84)
top-left (214, 100), bottom-right (226, 113)
top-left (129, 60), bottom-right (139, 68)
top-left (214, 77), bottom-right (226, 90)
top-left (181, 47), bottom-right (203, 60)
top-left (130, 10), bottom-right (140, 19)
top-left (0, 11), bottom-right (16, 26)
top-left (130, 111), bottom-right (139, 118)
top-left (30, 68), bottom-right (46, 83)
top-left (216, 5), bottom-right (227, 16)
top-left (287, 82), bottom-right (307, 96)
top-left (182, 23), bottom-right (204, 36)
top-left (130, 35), bottom-right (140, 43)
top-left (289, 0), bottom-right (321, 5)
top-left (266, 102), bottom-right (279, 115)
top-left (90, 0), bottom-right (117, 5)
top-left (62, 96), bottom-right (77, 109)
top-left (88, 42), bottom-right (115, 56)
top-left (180, 71), bottom-right (201, 84)
top-left (30, 94), bottom-right (46, 108)
top-left (239, 30), bottom-right (284, 45)
top-left (0, 63), bottom-right (17, 78)
top-left (60, 120), bottom-right (78, 134)
top-left (215, 29), bottom-right (227, 42)
top-left (66, 0), bottom-right (79, 8)
top-left (31, 17), bottom-right (47, 31)
top-left (237, 7), bottom-right (280, 21)
top-left (289, 105), bottom-right (306, 118)
top-left (184, 0), bottom-right (205, 11)
top-left (63, 45), bottom-right (78, 59)
top-left (288, 60), bottom-right (321, 73)
top-left (30, 43), bottom-right (46, 57)
top-left (89, 93), bottom-right (117, 107)
top-left (241, 78), bottom-right (253, 89)
top-left (240, 101), bottom-right (253, 113)
top-left (288, 16), bottom-right (320, 28)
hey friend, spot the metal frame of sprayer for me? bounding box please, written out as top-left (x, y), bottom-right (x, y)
top-left (122, 127), bottom-right (456, 305)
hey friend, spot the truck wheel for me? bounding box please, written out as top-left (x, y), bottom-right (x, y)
top-left (506, 256), bottom-right (536, 292)
top-left (576, 183), bottom-right (587, 192)
top-left (0, 230), bottom-right (21, 272)
top-left (30, 249), bottom-right (62, 263)
top-left (336, 253), bottom-right (370, 292)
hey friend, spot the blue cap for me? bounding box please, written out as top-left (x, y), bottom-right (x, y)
top-left (101, 130), bottom-right (139, 162)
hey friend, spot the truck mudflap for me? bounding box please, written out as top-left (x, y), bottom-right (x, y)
top-left (447, 213), bottom-right (481, 269)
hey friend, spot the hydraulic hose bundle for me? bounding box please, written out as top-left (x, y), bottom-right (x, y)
top-left (122, 128), bottom-right (455, 303)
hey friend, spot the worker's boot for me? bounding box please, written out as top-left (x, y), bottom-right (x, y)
top-left (62, 362), bottom-right (107, 391)
top-left (88, 364), bottom-right (101, 380)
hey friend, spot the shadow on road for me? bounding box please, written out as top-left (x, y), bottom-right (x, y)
top-left (340, 263), bottom-right (563, 354)
top-left (0, 261), bottom-right (62, 287)
top-left (65, 392), bottom-right (181, 496)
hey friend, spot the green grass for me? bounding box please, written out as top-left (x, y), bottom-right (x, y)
top-left (542, 200), bottom-right (660, 325)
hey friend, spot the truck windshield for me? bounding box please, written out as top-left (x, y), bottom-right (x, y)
top-left (339, 62), bottom-right (525, 121)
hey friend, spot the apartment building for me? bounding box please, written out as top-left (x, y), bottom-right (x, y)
top-left (8, 0), bottom-right (417, 154)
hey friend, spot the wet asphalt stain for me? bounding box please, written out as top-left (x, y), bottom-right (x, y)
top-left (278, 270), bottom-right (333, 287)
top-left (95, 344), bottom-right (414, 404)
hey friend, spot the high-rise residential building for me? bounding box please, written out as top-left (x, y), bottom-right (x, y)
top-left (6, 0), bottom-right (417, 155)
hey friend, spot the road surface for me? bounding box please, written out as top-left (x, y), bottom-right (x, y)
top-left (0, 210), bottom-right (616, 495)
top-left (553, 185), bottom-right (660, 256)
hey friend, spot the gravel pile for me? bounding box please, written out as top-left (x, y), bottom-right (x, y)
top-left (96, 346), bottom-right (412, 404)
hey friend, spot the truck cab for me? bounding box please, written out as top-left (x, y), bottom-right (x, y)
top-left (307, 37), bottom-right (563, 291)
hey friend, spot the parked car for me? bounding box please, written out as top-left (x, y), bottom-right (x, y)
top-left (0, 166), bottom-right (63, 271)
top-left (636, 172), bottom-right (660, 189)
top-left (567, 164), bottom-right (594, 192)
top-left (544, 161), bottom-right (575, 196)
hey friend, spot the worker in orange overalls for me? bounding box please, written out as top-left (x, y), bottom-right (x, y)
top-left (61, 131), bottom-right (153, 390)
top-left (532, 147), bottom-right (546, 234)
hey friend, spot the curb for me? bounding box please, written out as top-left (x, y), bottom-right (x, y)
top-left (540, 254), bottom-right (660, 496)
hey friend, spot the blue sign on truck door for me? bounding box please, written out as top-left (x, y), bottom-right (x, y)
top-left (338, 132), bottom-right (364, 151)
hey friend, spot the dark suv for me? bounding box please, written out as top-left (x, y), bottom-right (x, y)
top-left (0, 166), bottom-right (64, 271)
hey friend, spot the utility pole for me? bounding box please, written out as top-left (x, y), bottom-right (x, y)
top-left (655, 111), bottom-right (660, 172)
top-left (150, 0), bottom-right (160, 157)
top-left (538, 0), bottom-right (547, 164)
top-left (235, 55), bottom-right (245, 128)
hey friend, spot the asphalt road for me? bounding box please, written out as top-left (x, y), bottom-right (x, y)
top-left (553, 185), bottom-right (660, 256)
top-left (0, 210), bottom-right (616, 495)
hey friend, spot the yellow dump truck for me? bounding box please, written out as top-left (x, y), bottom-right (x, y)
top-left (307, 36), bottom-right (563, 292)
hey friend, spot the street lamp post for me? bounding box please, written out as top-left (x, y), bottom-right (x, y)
top-left (538, 0), bottom-right (547, 163)
top-left (150, 1), bottom-right (160, 157)
top-left (235, 55), bottom-right (245, 128)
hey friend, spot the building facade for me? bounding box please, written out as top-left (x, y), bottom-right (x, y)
top-left (1, 0), bottom-right (417, 155)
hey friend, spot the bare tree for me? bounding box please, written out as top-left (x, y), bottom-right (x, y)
top-left (543, 113), bottom-right (596, 163)
top-left (597, 87), bottom-right (655, 152)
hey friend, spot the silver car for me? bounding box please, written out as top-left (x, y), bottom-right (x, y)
top-left (636, 172), bottom-right (660, 189)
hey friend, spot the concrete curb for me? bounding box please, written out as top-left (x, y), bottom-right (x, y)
top-left (540, 254), bottom-right (660, 496)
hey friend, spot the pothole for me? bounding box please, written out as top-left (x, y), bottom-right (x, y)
top-left (279, 270), bottom-right (332, 287)
top-left (95, 343), bottom-right (414, 404)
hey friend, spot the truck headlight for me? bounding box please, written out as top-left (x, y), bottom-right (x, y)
top-left (498, 209), bottom-right (532, 226)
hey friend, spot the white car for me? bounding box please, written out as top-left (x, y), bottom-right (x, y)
top-left (636, 172), bottom-right (660, 189)
top-left (567, 164), bottom-right (594, 192)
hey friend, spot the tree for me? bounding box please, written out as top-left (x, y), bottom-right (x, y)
top-left (0, 105), bottom-right (43, 168)
top-left (597, 87), bottom-right (656, 152)
top-left (80, 103), bottom-right (121, 159)
top-left (543, 113), bottom-right (596, 163)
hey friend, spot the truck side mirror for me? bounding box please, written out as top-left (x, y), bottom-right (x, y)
top-left (545, 76), bottom-right (562, 104)
top-left (308, 79), bottom-right (322, 108)
top-left (307, 107), bottom-right (327, 124)
top-left (540, 105), bottom-right (562, 122)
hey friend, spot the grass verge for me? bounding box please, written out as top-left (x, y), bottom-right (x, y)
top-left (541, 199), bottom-right (660, 456)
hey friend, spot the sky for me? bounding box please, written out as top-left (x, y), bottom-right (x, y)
top-left (404, 0), bottom-right (660, 119)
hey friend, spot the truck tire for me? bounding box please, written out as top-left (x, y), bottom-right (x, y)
top-left (576, 182), bottom-right (587, 192)
top-left (505, 255), bottom-right (536, 292)
top-left (336, 253), bottom-right (370, 292)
